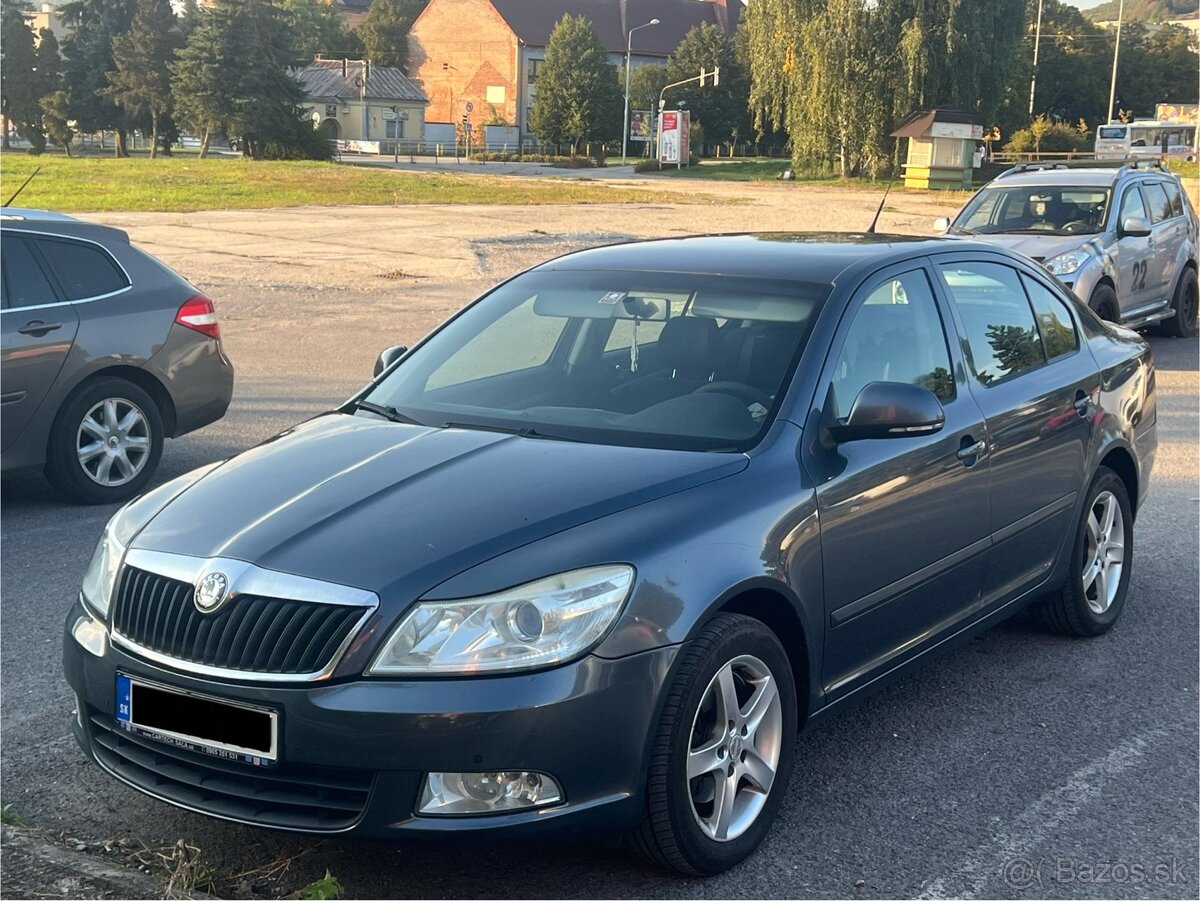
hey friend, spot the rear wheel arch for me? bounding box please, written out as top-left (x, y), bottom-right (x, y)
top-left (55, 365), bottom-right (177, 439)
top-left (1098, 446), bottom-right (1139, 522)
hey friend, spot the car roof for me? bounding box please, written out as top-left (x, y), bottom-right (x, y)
top-left (536, 233), bottom-right (1006, 284)
top-left (0, 207), bottom-right (79, 222)
top-left (0, 214), bottom-right (130, 245)
top-left (989, 165), bottom-right (1177, 189)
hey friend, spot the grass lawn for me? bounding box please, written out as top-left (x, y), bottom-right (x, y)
top-left (0, 155), bottom-right (696, 213)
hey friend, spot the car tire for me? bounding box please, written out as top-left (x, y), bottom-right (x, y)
top-left (1030, 468), bottom-right (1133, 637)
top-left (630, 613), bottom-right (797, 875)
top-left (1088, 283), bottom-right (1120, 324)
top-left (1161, 267), bottom-right (1198, 338)
top-left (45, 377), bottom-right (164, 505)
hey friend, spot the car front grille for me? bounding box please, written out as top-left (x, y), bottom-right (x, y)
top-left (111, 566), bottom-right (367, 677)
top-left (87, 710), bottom-right (373, 831)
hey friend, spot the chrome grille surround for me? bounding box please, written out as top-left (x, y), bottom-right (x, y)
top-left (109, 548), bottom-right (378, 682)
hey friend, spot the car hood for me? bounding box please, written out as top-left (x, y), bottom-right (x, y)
top-left (132, 413), bottom-right (748, 599)
top-left (949, 232), bottom-right (1099, 262)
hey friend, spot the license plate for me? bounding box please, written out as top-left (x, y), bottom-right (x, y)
top-left (115, 674), bottom-right (278, 766)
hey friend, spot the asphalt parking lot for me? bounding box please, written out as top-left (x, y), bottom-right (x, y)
top-left (1, 193), bottom-right (1197, 898)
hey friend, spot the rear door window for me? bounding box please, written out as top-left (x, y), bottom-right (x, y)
top-left (1141, 183), bottom-right (1174, 223)
top-left (1163, 181), bottom-right (1184, 218)
top-left (1, 234), bottom-right (59, 309)
top-left (29, 237), bottom-right (129, 300)
top-left (938, 261), bottom-right (1046, 386)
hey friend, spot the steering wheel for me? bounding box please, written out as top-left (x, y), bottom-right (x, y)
top-left (1062, 220), bottom-right (1091, 234)
top-left (694, 381), bottom-right (774, 410)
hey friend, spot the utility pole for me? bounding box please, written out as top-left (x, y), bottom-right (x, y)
top-left (1028, 0), bottom-right (1044, 116)
top-left (621, 18), bottom-right (660, 165)
top-left (1107, 0), bottom-right (1124, 124)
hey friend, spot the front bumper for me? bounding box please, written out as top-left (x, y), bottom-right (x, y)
top-left (63, 598), bottom-right (677, 839)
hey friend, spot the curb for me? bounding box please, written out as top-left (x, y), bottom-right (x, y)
top-left (1, 825), bottom-right (181, 899)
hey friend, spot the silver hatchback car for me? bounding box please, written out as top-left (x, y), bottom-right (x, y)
top-left (937, 163), bottom-right (1198, 337)
top-left (1, 210), bottom-right (234, 503)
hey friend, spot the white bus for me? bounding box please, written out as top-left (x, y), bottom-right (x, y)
top-left (1095, 121), bottom-right (1198, 161)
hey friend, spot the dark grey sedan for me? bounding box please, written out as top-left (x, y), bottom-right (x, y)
top-left (1, 210), bottom-right (234, 503)
top-left (63, 234), bottom-right (1155, 875)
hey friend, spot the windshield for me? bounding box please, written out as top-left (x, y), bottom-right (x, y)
top-left (955, 185), bottom-right (1112, 236)
top-left (361, 268), bottom-right (829, 452)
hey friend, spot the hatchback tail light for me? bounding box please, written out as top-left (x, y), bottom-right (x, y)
top-left (176, 295), bottom-right (221, 340)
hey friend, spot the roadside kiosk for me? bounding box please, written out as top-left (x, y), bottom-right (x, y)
top-left (891, 109), bottom-right (983, 190)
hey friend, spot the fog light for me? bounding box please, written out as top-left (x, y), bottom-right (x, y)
top-left (72, 615), bottom-right (107, 657)
top-left (418, 771), bottom-right (562, 815)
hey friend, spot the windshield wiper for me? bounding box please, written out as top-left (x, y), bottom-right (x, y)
top-left (441, 421), bottom-right (579, 442)
top-left (348, 399), bottom-right (424, 425)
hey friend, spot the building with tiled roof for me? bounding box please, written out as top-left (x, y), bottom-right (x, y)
top-left (295, 58), bottom-right (429, 145)
top-left (408, 0), bottom-right (739, 139)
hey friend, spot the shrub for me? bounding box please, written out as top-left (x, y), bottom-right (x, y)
top-left (1005, 118), bottom-right (1089, 154)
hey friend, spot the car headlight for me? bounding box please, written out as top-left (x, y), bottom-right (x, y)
top-left (1044, 250), bottom-right (1091, 277)
top-left (79, 463), bottom-right (220, 619)
top-left (80, 524), bottom-right (126, 619)
top-left (369, 564), bottom-right (635, 675)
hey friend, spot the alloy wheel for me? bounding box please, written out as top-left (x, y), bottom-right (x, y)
top-left (1082, 489), bottom-right (1125, 615)
top-left (76, 397), bottom-right (152, 487)
top-left (686, 654), bottom-right (783, 842)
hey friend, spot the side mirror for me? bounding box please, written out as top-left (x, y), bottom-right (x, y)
top-left (827, 382), bottom-right (945, 443)
top-left (1120, 216), bottom-right (1152, 238)
top-left (373, 345), bottom-right (408, 378)
top-left (933, 216), bottom-right (951, 234)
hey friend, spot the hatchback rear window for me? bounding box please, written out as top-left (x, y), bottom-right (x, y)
top-left (31, 237), bottom-right (129, 300)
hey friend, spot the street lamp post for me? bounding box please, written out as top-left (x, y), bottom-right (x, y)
top-left (622, 18), bottom-right (660, 165)
top-left (1107, 0), bottom-right (1124, 124)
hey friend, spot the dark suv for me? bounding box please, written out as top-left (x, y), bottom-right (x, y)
top-left (1, 210), bottom-right (234, 503)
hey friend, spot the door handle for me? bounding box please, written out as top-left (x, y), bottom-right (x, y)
top-left (1074, 389), bottom-right (1094, 417)
top-left (957, 437), bottom-right (987, 462)
top-left (17, 320), bottom-right (62, 337)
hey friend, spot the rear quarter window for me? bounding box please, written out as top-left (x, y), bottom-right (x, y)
top-left (30, 236), bottom-right (129, 300)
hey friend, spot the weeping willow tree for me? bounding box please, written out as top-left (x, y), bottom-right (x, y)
top-left (747, 0), bottom-right (1025, 177)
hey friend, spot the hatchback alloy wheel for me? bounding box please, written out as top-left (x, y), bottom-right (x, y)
top-left (76, 397), bottom-right (152, 487)
top-left (632, 614), bottom-right (797, 875)
top-left (1082, 490), bottom-right (1125, 615)
top-left (687, 654), bottom-right (783, 842)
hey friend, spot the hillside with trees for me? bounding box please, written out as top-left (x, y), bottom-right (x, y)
top-left (1085, 0), bottom-right (1199, 21)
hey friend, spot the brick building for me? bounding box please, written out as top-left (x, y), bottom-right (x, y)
top-left (408, 0), bottom-right (739, 142)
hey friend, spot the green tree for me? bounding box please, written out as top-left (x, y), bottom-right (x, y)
top-left (282, 0), bottom-right (362, 61)
top-left (103, 0), bottom-right (180, 157)
top-left (529, 14), bottom-right (622, 156)
top-left (361, 0), bottom-right (424, 68)
top-left (219, 0), bottom-right (332, 159)
top-left (171, 4), bottom-right (231, 156)
top-left (41, 89), bottom-right (74, 152)
top-left (60, 0), bottom-right (137, 154)
top-left (626, 63), bottom-right (666, 156)
top-left (665, 22), bottom-right (750, 148)
top-left (1, 0), bottom-right (46, 151)
top-left (747, 0), bottom-right (1024, 176)
top-left (1114, 23), bottom-right (1199, 118)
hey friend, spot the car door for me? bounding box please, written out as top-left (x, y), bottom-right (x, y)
top-left (935, 257), bottom-right (1097, 608)
top-left (802, 263), bottom-right (991, 699)
top-left (0, 233), bottom-right (80, 453)
top-left (1112, 183), bottom-right (1155, 315)
top-left (1140, 180), bottom-right (1184, 304)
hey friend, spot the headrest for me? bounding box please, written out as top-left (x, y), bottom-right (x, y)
top-left (657, 316), bottom-right (719, 376)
